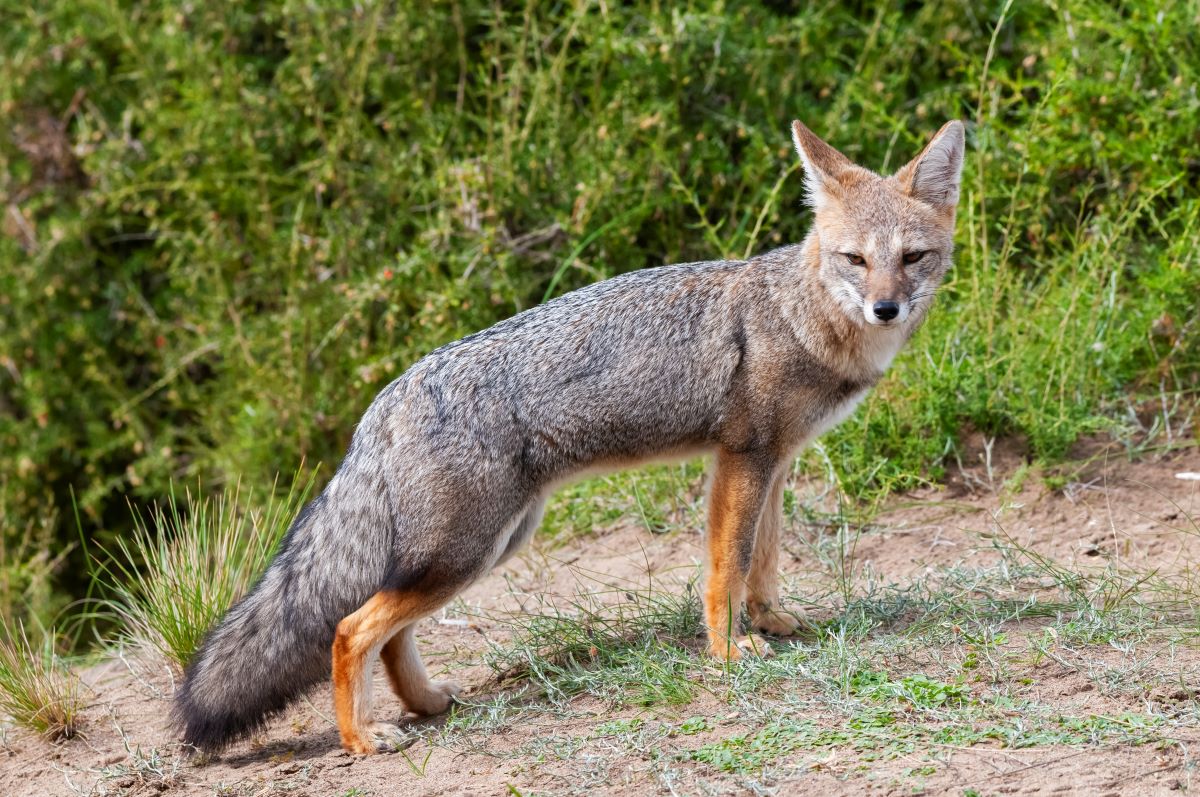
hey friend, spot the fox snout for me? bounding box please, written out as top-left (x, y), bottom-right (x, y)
top-left (863, 294), bottom-right (910, 326)
top-left (871, 301), bottom-right (901, 322)
top-left (861, 267), bottom-right (914, 326)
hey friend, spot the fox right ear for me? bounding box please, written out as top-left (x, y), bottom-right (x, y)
top-left (899, 120), bottom-right (965, 211)
top-left (791, 120), bottom-right (856, 210)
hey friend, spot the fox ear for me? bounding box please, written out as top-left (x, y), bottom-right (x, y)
top-left (900, 120), bottom-right (965, 210)
top-left (791, 120), bottom-right (856, 210)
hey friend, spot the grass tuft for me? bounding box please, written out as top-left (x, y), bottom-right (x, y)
top-left (0, 623), bottom-right (84, 740)
top-left (88, 471), bottom-right (315, 669)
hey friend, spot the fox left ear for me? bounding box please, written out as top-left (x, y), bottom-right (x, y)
top-left (899, 120), bottom-right (965, 210)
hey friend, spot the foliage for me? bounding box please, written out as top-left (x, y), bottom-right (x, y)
top-left (0, 487), bottom-right (70, 635)
top-left (1, 1), bottom-right (1197, 620)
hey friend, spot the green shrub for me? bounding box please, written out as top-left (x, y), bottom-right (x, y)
top-left (1, 1), bottom-right (1196, 618)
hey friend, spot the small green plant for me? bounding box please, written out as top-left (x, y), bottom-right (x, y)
top-left (89, 471), bottom-right (315, 669)
top-left (853, 671), bottom-right (968, 709)
top-left (688, 720), bottom-right (846, 774)
top-left (0, 623), bottom-right (84, 739)
top-left (91, 718), bottom-right (184, 791)
top-left (594, 718), bottom-right (644, 737)
top-left (676, 716), bottom-right (711, 736)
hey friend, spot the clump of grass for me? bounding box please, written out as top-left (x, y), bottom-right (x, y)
top-left (0, 623), bottom-right (84, 740)
top-left (90, 471), bottom-right (315, 669)
top-left (482, 575), bottom-right (703, 706)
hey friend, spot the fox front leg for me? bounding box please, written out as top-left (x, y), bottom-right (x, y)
top-left (704, 448), bottom-right (776, 659)
top-left (745, 472), bottom-right (804, 637)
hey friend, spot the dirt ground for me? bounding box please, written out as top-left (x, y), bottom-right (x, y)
top-left (3, 445), bottom-right (1199, 796)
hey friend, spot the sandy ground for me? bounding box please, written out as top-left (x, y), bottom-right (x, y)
top-left (3, 444), bottom-right (1199, 796)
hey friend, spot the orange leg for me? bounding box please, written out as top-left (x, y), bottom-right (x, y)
top-left (746, 472), bottom-right (803, 636)
top-left (332, 590), bottom-right (449, 755)
top-left (380, 625), bottom-right (461, 716)
top-left (704, 448), bottom-right (775, 659)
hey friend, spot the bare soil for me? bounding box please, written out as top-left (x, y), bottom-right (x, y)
top-left (3, 446), bottom-right (1199, 796)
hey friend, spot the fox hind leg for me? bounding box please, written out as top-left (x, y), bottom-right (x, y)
top-left (332, 590), bottom-right (448, 755)
top-left (332, 495), bottom-right (532, 753)
top-left (746, 471), bottom-right (803, 637)
top-left (373, 499), bottom-right (543, 717)
top-left (380, 625), bottom-right (462, 716)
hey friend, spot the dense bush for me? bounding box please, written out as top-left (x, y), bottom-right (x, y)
top-left (1, 1), bottom-right (1197, 623)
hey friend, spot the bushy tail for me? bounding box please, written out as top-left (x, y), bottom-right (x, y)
top-left (173, 493), bottom-right (387, 751)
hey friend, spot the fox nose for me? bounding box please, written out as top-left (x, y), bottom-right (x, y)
top-left (872, 301), bottom-right (900, 321)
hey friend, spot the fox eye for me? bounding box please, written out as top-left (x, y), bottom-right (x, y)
top-left (843, 253), bottom-right (866, 266)
top-left (902, 251), bottom-right (927, 265)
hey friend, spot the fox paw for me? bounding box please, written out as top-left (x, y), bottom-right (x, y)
top-left (708, 634), bottom-right (775, 660)
top-left (342, 722), bottom-right (418, 755)
top-left (369, 721), bottom-right (402, 738)
top-left (750, 607), bottom-right (804, 637)
top-left (342, 726), bottom-right (389, 756)
top-left (370, 722), bottom-right (417, 752)
top-left (405, 679), bottom-right (462, 716)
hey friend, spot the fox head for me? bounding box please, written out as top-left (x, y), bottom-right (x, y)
top-left (791, 119), bottom-right (965, 329)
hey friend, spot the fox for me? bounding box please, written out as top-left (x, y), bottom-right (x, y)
top-left (174, 119), bottom-right (965, 755)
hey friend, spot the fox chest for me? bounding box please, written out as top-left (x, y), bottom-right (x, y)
top-left (719, 368), bottom-right (873, 455)
top-left (801, 386), bottom-right (869, 444)
top-left (772, 381), bottom-right (868, 451)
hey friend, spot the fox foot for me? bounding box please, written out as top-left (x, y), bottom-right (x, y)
top-left (708, 633), bottom-right (775, 660)
top-left (749, 606), bottom-right (805, 637)
top-left (370, 722), bottom-right (415, 752)
top-left (343, 722), bottom-right (405, 755)
top-left (403, 679), bottom-right (463, 716)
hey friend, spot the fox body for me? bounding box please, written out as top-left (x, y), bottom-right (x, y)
top-left (175, 120), bottom-right (965, 755)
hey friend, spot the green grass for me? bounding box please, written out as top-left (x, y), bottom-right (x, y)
top-left (687, 708), bottom-right (1166, 776)
top-left (480, 575), bottom-right (704, 707)
top-left (458, 491), bottom-right (1200, 787)
top-left (543, 461), bottom-right (707, 543)
top-left (87, 471), bottom-right (314, 669)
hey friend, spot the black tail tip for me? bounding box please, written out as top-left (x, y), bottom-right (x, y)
top-left (173, 679), bottom-right (261, 754)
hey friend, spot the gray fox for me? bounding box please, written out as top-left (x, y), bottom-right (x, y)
top-left (175, 119), bottom-right (965, 755)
